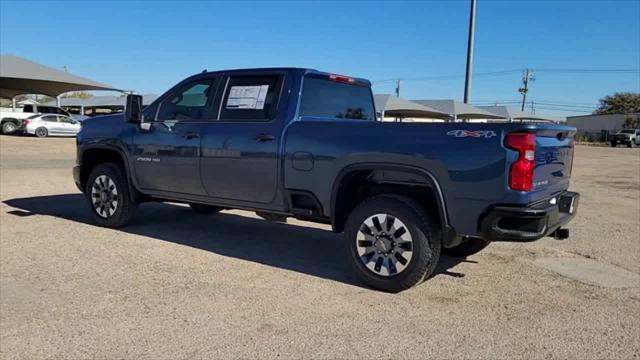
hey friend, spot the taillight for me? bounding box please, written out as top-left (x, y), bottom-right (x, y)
top-left (505, 132), bottom-right (536, 191)
top-left (329, 73), bottom-right (355, 83)
top-left (22, 120), bottom-right (29, 126)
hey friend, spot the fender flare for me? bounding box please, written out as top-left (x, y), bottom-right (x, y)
top-left (330, 163), bottom-right (449, 231)
top-left (80, 143), bottom-right (141, 202)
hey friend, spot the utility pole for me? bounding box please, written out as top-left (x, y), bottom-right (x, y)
top-left (463, 0), bottom-right (476, 104)
top-left (530, 100), bottom-right (535, 115)
top-left (519, 68), bottom-right (535, 111)
top-left (395, 79), bottom-right (401, 97)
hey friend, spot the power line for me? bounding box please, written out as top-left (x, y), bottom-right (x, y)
top-left (371, 69), bottom-right (521, 84)
top-left (372, 67), bottom-right (639, 84)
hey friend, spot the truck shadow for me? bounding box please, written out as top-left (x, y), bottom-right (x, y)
top-left (4, 194), bottom-right (473, 290)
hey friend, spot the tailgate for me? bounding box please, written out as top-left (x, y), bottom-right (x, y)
top-left (531, 128), bottom-right (575, 197)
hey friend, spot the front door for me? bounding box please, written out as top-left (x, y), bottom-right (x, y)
top-left (132, 79), bottom-right (215, 195)
top-left (200, 74), bottom-right (285, 204)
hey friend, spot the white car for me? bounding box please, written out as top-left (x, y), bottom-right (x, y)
top-left (23, 114), bottom-right (81, 137)
top-left (1, 105), bottom-right (72, 134)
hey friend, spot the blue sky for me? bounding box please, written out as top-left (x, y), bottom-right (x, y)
top-left (1, 0), bottom-right (639, 117)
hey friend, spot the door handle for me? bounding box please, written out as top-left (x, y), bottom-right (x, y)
top-left (183, 131), bottom-right (199, 140)
top-left (255, 133), bottom-right (275, 142)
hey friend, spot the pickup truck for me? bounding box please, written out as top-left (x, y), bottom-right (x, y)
top-left (74, 68), bottom-right (579, 292)
top-left (610, 128), bottom-right (640, 148)
top-left (1, 104), bottom-right (72, 134)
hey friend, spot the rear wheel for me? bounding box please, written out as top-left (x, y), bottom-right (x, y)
top-left (189, 203), bottom-right (222, 214)
top-left (628, 141), bottom-right (634, 148)
top-left (35, 127), bottom-right (48, 138)
top-left (85, 163), bottom-right (137, 228)
top-left (344, 195), bottom-right (441, 293)
top-left (2, 121), bottom-right (17, 135)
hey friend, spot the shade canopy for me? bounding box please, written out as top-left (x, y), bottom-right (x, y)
top-left (374, 94), bottom-right (450, 119)
top-left (412, 99), bottom-right (505, 120)
top-left (44, 94), bottom-right (159, 107)
top-left (0, 54), bottom-right (118, 98)
top-left (476, 106), bottom-right (560, 122)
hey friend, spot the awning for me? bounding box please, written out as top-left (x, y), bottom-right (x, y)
top-left (374, 94), bottom-right (450, 119)
top-left (412, 99), bottom-right (505, 120)
top-left (0, 54), bottom-right (119, 98)
top-left (43, 94), bottom-right (159, 107)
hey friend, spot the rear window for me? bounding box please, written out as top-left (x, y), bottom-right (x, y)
top-left (300, 77), bottom-right (374, 120)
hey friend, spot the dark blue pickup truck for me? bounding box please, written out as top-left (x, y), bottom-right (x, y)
top-left (74, 68), bottom-right (579, 292)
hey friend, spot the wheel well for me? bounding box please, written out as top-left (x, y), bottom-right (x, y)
top-left (332, 169), bottom-right (444, 233)
top-left (1, 118), bottom-right (20, 124)
top-left (80, 148), bottom-right (126, 191)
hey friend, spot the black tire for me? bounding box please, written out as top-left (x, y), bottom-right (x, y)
top-left (85, 163), bottom-right (137, 228)
top-left (628, 141), bottom-right (634, 148)
top-left (2, 121), bottom-right (18, 135)
top-left (444, 237), bottom-right (491, 257)
top-left (189, 203), bottom-right (222, 214)
top-left (344, 194), bottom-right (441, 293)
top-left (34, 127), bottom-right (48, 138)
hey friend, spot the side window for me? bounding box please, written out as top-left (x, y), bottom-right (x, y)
top-left (219, 75), bottom-right (282, 121)
top-left (41, 115), bottom-right (57, 122)
top-left (156, 81), bottom-right (213, 121)
top-left (38, 106), bottom-right (54, 114)
top-left (58, 116), bottom-right (74, 123)
top-left (23, 105), bottom-right (33, 113)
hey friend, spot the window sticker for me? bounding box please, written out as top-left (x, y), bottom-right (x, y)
top-left (226, 85), bottom-right (269, 110)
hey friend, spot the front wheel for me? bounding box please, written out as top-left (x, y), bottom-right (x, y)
top-left (344, 195), bottom-right (441, 293)
top-left (85, 163), bottom-right (137, 228)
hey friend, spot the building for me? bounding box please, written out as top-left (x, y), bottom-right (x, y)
top-left (566, 113), bottom-right (639, 141)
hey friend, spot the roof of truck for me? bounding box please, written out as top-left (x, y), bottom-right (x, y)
top-left (188, 67), bottom-right (371, 86)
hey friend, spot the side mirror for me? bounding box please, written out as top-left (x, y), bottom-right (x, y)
top-left (125, 94), bottom-right (143, 123)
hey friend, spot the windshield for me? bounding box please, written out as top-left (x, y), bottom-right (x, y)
top-left (619, 130), bottom-right (636, 134)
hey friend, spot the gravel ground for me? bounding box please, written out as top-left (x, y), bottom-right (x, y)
top-left (1, 136), bottom-right (639, 359)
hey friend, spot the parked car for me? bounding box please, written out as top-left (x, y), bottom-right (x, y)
top-left (1, 104), bottom-right (72, 134)
top-left (23, 114), bottom-right (81, 137)
top-left (610, 129), bottom-right (640, 147)
top-left (74, 67), bottom-right (579, 292)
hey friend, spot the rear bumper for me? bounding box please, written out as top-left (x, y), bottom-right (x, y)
top-left (480, 191), bottom-right (579, 241)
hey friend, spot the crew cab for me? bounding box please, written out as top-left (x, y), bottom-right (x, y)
top-left (74, 68), bottom-right (579, 292)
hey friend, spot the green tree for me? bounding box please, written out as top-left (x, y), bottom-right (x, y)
top-left (593, 92), bottom-right (640, 114)
top-left (61, 91), bottom-right (93, 99)
top-left (623, 116), bottom-right (638, 129)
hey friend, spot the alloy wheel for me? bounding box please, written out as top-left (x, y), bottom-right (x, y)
top-left (356, 213), bottom-right (414, 276)
top-left (91, 175), bottom-right (118, 218)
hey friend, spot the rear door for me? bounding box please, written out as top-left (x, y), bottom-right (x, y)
top-left (199, 73), bottom-right (287, 204)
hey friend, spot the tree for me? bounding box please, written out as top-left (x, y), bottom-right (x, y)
top-left (61, 91), bottom-right (93, 99)
top-left (593, 92), bottom-right (640, 115)
top-left (623, 116), bottom-right (638, 129)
